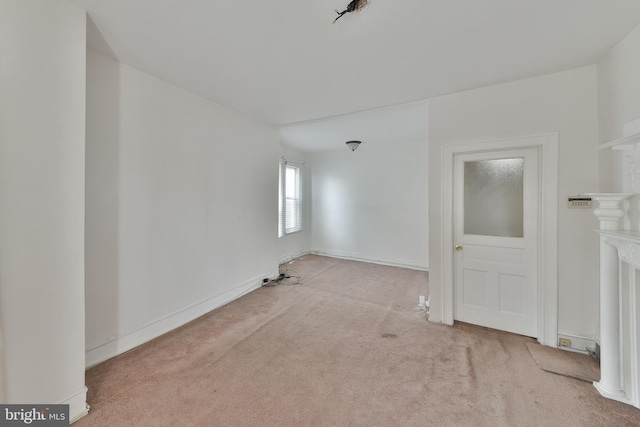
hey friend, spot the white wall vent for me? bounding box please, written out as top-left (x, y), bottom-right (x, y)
top-left (568, 197), bottom-right (592, 209)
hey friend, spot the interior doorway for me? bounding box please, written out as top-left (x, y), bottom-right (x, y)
top-left (440, 133), bottom-right (558, 346)
top-left (453, 148), bottom-right (539, 337)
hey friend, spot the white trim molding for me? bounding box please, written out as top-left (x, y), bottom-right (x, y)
top-left (440, 133), bottom-right (559, 347)
top-left (310, 249), bottom-right (429, 272)
top-left (597, 130), bottom-right (640, 150)
top-left (557, 333), bottom-right (597, 354)
top-left (279, 250), bottom-right (312, 265)
top-left (63, 386), bottom-right (89, 424)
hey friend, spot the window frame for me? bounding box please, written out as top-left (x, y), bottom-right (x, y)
top-left (278, 160), bottom-right (303, 237)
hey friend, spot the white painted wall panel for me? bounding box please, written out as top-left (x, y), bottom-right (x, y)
top-left (310, 143), bottom-right (429, 271)
top-left (428, 66), bottom-right (600, 342)
top-left (598, 26), bottom-right (640, 192)
top-left (85, 50), bottom-right (279, 365)
top-left (0, 0), bottom-right (87, 419)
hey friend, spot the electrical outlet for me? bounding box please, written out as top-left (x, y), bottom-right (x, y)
top-left (559, 338), bottom-right (572, 347)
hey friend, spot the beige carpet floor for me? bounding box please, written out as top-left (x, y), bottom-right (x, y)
top-left (77, 255), bottom-right (640, 426)
top-left (525, 342), bottom-right (600, 383)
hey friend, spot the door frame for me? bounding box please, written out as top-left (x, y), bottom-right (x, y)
top-left (440, 133), bottom-right (559, 347)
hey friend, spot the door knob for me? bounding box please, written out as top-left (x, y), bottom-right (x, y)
top-left (455, 245), bottom-right (463, 252)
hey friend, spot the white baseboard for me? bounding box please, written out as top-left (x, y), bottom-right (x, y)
top-left (557, 333), bottom-right (596, 354)
top-left (279, 250), bottom-right (311, 265)
top-left (310, 249), bottom-right (429, 271)
top-left (85, 272), bottom-right (275, 368)
top-left (63, 386), bottom-right (89, 424)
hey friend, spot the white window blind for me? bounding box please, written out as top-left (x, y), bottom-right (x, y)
top-left (278, 161), bottom-right (302, 237)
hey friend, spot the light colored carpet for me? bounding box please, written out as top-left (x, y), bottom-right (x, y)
top-left (525, 342), bottom-right (600, 383)
top-left (76, 255), bottom-right (640, 426)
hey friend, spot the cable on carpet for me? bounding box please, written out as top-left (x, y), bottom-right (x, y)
top-left (263, 265), bottom-right (302, 287)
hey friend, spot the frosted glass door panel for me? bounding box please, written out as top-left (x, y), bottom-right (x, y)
top-left (464, 158), bottom-right (524, 237)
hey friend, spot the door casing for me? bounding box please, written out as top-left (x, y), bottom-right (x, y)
top-left (440, 133), bottom-right (559, 347)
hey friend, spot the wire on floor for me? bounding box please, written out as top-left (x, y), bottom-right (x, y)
top-left (263, 265), bottom-right (302, 287)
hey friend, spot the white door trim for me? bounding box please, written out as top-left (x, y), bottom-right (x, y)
top-left (440, 133), bottom-right (559, 346)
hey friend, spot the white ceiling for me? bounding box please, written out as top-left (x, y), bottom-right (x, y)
top-left (68, 0), bottom-right (640, 151)
top-left (277, 101), bottom-right (429, 151)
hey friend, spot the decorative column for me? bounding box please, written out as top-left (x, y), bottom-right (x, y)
top-left (585, 193), bottom-right (633, 402)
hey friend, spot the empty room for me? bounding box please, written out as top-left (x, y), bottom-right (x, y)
top-left (2, 0), bottom-right (640, 425)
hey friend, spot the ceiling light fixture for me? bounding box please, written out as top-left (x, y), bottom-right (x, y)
top-left (346, 140), bottom-right (361, 151)
top-left (333, 0), bottom-right (369, 24)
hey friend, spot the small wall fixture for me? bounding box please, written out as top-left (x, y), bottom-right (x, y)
top-left (346, 140), bottom-right (361, 151)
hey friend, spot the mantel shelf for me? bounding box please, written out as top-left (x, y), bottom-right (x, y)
top-left (598, 131), bottom-right (640, 150)
top-left (597, 229), bottom-right (640, 243)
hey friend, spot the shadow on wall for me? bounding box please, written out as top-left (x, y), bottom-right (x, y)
top-left (84, 16), bottom-right (121, 368)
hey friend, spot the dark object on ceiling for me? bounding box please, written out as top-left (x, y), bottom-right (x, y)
top-left (333, 0), bottom-right (369, 24)
top-left (346, 141), bottom-right (361, 151)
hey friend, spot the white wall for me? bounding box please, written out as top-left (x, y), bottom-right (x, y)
top-left (598, 25), bottom-right (640, 194)
top-left (428, 66), bottom-right (600, 345)
top-left (278, 145), bottom-right (312, 263)
top-left (310, 142), bottom-right (429, 271)
top-left (0, 0), bottom-right (88, 420)
top-left (85, 50), bottom-right (280, 367)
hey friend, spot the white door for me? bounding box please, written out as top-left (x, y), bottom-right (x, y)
top-left (453, 148), bottom-right (539, 337)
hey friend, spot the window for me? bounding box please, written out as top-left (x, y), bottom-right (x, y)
top-left (279, 161), bottom-right (302, 237)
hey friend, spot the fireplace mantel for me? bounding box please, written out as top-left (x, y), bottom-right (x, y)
top-left (600, 230), bottom-right (640, 268)
top-left (598, 131), bottom-right (640, 150)
top-left (587, 194), bottom-right (640, 408)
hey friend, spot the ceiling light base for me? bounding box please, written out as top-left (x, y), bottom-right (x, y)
top-left (346, 140), bottom-right (361, 151)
